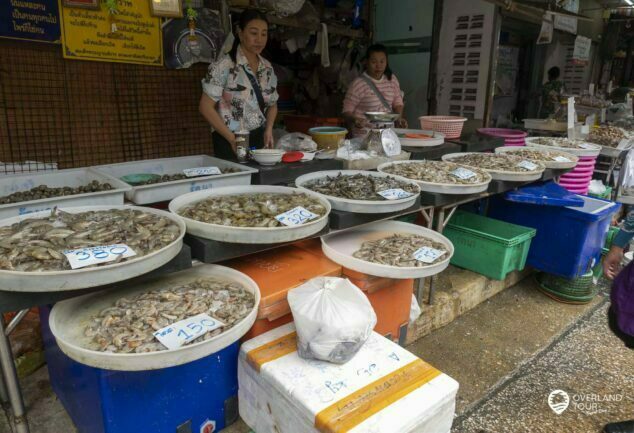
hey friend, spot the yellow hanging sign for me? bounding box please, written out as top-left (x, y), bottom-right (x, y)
top-left (59, 0), bottom-right (163, 66)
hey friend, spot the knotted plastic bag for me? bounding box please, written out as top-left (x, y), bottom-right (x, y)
top-left (288, 277), bottom-right (377, 364)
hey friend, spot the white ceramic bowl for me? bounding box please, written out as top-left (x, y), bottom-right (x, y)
top-left (251, 149), bottom-right (284, 166)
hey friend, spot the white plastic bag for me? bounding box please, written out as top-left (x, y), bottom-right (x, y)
top-left (287, 277), bottom-right (377, 364)
top-left (621, 149), bottom-right (634, 197)
top-left (276, 132), bottom-right (318, 152)
top-left (409, 294), bottom-right (422, 324)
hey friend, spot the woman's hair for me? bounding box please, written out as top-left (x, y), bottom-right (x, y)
top-left (365, 43), bottom-right (393, 80)
top-left (548, 66), bottom-right (560, 81)
top-left (229, 9), bottom-right (269, 63)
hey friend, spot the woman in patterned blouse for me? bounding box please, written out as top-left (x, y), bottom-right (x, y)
top-left (200, 9), bottom-right (279, 160)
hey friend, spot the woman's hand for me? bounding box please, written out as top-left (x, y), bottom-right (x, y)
top-left (225, 132), bottom-right (237, 153)
top-left (354, 117), bottom-right (368, 129)
top-left (604, 246), bottom-right (624, 280)
top-left (264, 128), bottom-right (274, 149)
top-left (395, 117), bottom-right (408, 128)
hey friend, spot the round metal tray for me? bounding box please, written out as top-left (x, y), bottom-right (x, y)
top-left (0, 206), bottom-right (185, 292)
top-left (295, 170), bottom-right (420, 214)
top-left (441, 152), bottom-right (545, 182)
top-left (377, 160), bottom-right (492, 194)
top-left (494, 147), bottom-right (578, 169)
top-left (169, 185), bottom-right (331, 244)
top-left (524, 137), bottom-right (601, 157)
top-left (49, 264), bottom-right (260, 371)
top-left (321, 221), bottom-right (454, 279)
top-left (393, 128), bottom-right (445, 147)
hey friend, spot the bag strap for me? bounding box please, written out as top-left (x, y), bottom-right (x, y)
top-left (242, 64), bottom-right (266, 116)
top-left (360, 75), bottom-right (392, 111)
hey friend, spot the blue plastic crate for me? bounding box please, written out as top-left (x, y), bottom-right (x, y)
top-left (489, 183), bottom-right (621, 279)
top-left (40, 307), bottom-right (239, 433)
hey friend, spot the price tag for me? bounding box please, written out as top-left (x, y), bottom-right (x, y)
top-left (377, 188), bottom-right (413, 200)
top-left (275, 206), bottom-right (319, 226)
top-left (554, 156), bottom-right (571, 162)
top-left (183, 166), bottom-right (222, 177)
top-left (63, 244), bottom-right (136, 269)
top-left (578, 143), bottom-right (595, 150)
top-left (153, 313), bottom-right (225, 350)
top-left (450, 167), bottom-right (477, 180)
top-left (413, 247), bottom-right (446, 264)
top-left (589, 83), bottom-right (595, 96)
top-left (517, 160), bottom-right (538, 170)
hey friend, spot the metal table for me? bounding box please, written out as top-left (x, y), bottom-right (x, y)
top-left (403, 142), bottom-right (462, 161)
top-left (0, 245), bottom-right (193, 433)
top-left (447, 134), bottom-right (505, 153)
top-left (247, 159), bottom-right (344, 185)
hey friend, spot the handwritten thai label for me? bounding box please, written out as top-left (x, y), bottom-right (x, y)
top-left (554, 156), bottom-right (571, 163)
top-left (517, 160), bottom-right (538, 171)
top-left (413, 246), bottom-right (446, 264)
top-left (275, 206), bottom-right (318, 226)
top-left (154, 313), bottom-right (224, 350)
top-left (450, 167), bottom-right (476, 180)
top-left (183, 166), bottom-right (221, 177)
top-left (377, 188), bottom-right (413, 200)
top-left (63, 244), bottom-right (136, 269)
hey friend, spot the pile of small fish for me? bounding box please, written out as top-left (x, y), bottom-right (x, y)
top-left (0, 181), bottom-right (114, 205)
top-left (531, 137), bottom-right (591, 149)
top-left (302, 173), bottom-right (418, 200)
top-left (178, 193), bottom-right (327, 227)
top-left (501, 149), bottom-right (574, 162)
top-left (128, 168), bottom-right (242, 186)
top-left (0, 208), bottom-right (181, 272)
top-left (447, 153), bottom-right (544, 172)
top-left (588, 126), bottom-right (630, 147)
top-left (381, 161), bottom-right (490, 184)
top-left (84, 278), bottom-right (254, 353)
top-left (353, 234), bottom-right (448, 267)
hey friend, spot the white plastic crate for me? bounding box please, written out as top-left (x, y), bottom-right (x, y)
top-left (239, 323), bottom-right (459, 433)
top-left (0, 168), bottom-right (130, 219)
top-left (95, 155), bottom-right (258, 204)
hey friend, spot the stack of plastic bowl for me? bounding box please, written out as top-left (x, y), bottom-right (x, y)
top-left (558, 156), bottom-right (597, 194)
top-left (477, 128), bottom-right (528, 146)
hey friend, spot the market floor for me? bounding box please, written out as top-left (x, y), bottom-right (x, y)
top-left (2, 277), bottom-right (632, 433)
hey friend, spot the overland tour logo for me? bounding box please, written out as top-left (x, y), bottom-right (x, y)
top-left (548, 390), bottom-right (570, 415)
top-left (548, 389), bottom-right (624, 415)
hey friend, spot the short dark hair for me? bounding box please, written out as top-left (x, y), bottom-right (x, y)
top-left (229, 9), bottom-right (269, 63)
top-left (365, 43), bottom-right (393, 80)
top-left (548, 66), bottom-right (560, 81)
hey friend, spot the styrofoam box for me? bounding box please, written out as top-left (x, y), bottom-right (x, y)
top-left (0, 168), bottom-right (130, 219)
top-left (239, 323), bottom-right (459, 433)
top-left (95, 155), bottom-right (258, 204)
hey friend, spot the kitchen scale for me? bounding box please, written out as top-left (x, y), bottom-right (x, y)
top-left (363, 112), bottom-right (402, 157)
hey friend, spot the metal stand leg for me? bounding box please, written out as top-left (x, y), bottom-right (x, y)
top-left (428, 276), bottom-right (436, 305)
top-left (0, 319), bottom-right (29, 433)
top-left (0, 365), bottom-right (8, 407)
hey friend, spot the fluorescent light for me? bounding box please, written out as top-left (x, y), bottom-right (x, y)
top-left (627, 0), bottom-right (634, 5)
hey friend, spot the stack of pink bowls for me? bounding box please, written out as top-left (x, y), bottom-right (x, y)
top-left (558, 156), bottom-right (597, 195)
top-left (477, 128), bottom-right (528, 146)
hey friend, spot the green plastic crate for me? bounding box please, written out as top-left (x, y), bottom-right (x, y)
top-left (444, 211), bottom-right (537, 280)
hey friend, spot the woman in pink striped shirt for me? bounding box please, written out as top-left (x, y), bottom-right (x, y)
top-left (342, 44), bottom-right (407, 137)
